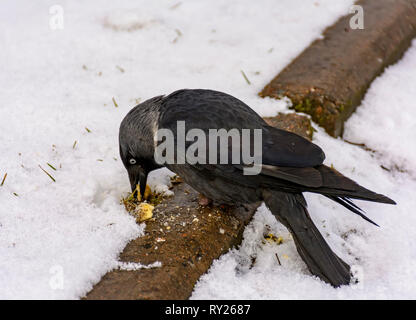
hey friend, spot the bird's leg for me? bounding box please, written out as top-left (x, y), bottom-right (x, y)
top-left (142, 184), bottom-right (152, 201)
top-left (198, 193), bottom-right (212, 206)
top-left (129, 184), bottom-right (152, 202)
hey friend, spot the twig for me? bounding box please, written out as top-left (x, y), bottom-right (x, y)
top-left (241, 70), bottom-right (251, 85)
top-left (39, 165), bottom-right (56, 182)
top-left (85, 127), bottom-right (91, 133)
top-left (1, 173), bottom-right (7, 186)
top-left (343, 139), bottom-right (376, 153)
top-left (73, 140), bottom-right (77, 149)
top-left (275, 253), bottom-right (281, 266)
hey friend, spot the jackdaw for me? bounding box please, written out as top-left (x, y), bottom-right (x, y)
top-left (119, 89), bottom-right (395, 287)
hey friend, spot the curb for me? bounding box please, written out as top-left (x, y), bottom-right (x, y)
top-left (260, 0), bottom-right (416, 137)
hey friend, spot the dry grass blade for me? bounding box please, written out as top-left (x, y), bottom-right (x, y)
top-left (47, 163), bottom-right (57, 171)
top-left (241, 70), bottom-right (251, 85)
top-left (112, 97), bottom-right (118, 107)
top-left (172, 29), bottom-right (182, 43)
top-left (39, 165), bottom-right (56, 182)
top-left (170, 2), bottom-right (182, 10)
top-left (1, 173), bottom-right (7, 186)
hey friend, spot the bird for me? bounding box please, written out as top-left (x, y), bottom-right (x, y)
top-left (119, 89), bottom-right (395, 287)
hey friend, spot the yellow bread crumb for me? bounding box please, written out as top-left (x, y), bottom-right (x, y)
top-left (136, 203), bottom-right (154, 222)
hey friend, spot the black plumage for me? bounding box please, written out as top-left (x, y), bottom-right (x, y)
top-left (119, 89), bottom-right (395, 287)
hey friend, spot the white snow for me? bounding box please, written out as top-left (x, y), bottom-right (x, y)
top-left (6, 0), bottom-right (415, 300)
top-left (344, 40), bottom-right (416, 177)
top-left (116, 261), bottom-right (162, 271)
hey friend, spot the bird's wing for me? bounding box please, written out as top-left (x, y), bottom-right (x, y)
top-left (158, 89), bottom-right (325, 169)
top-left (261, 126), bottom-right (325, 167)
top-left (260, 164), bottom-right (323, 187)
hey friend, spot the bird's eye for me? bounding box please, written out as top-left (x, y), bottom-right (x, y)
top-left (129, 158), bottom-right (137, 165)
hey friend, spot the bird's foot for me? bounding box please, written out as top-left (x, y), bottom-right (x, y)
top-left (127, 184), bottom-right (152, 202)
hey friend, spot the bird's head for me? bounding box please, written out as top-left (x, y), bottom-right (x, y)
top-left (119, 96), bottom-right (164, 197)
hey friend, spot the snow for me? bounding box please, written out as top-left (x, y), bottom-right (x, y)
top-left (343, 40), bottom-right (416, 177)
top-left (116, 261), bottom-right (162, 271)
top-left (4, 0), bottom-right (414, 300)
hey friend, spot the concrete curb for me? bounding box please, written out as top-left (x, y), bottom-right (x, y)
top-left (260, 0), bottom-right (416, 137)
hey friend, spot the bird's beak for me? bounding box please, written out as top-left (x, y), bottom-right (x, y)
top-left (128, 168), bottom-right (148, 199)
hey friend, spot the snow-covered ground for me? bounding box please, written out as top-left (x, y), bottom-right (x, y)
top-left (1, 0), bottom-right (414, 299)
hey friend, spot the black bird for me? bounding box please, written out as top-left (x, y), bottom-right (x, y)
top-left (119, 89), bottom-right (395, 287)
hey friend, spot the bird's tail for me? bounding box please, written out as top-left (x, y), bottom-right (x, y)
top-left (309, 165), bottom-right (396, 226)
top-left (262, 189), bottom-right (351, 287)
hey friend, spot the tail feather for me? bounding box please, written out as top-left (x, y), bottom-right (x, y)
top-left (312, 165), bottom-right (396, 205)
top-left (305, 165), bottom-right (396, 226)
top-left (318, 187), bottom-right (396, 205)
top-left (326, 195), bottom-right (379, 227)
top-left (263, 189), bottom-right (352, 287)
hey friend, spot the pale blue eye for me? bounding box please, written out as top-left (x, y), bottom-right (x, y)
top-left (129, 159), bottom-right (136, 165)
